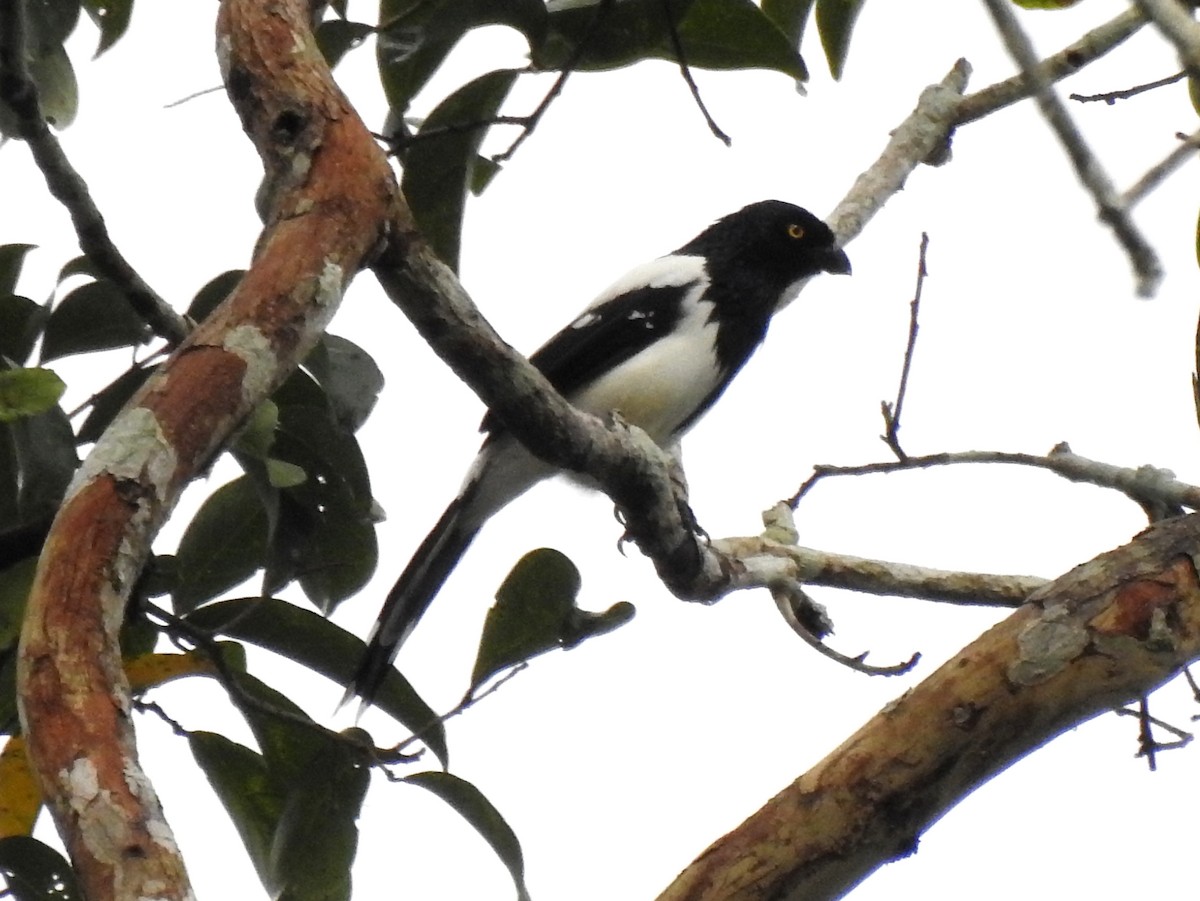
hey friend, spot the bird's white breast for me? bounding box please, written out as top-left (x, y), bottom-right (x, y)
top-left (570, 282), bottom-right (721, 446)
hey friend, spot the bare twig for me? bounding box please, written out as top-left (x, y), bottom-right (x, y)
top-left (1114, 700), bottom-right (1193, 770)
top-left (1122, 128), bottom-right (1200, 208)
top-left (982, 0), bottom-right (1162, 297)
top-left (659, 0), bottom-right (730, 145)
top-left (493, 0), bottom-right (615, 164)
top-left (387, 662), bottom-right (530, 763)
top-left (0, 1), bottom-right (191, 344)
top-left (774, 584), bottom-right (921, 676)
top-left (881, 233), bottom-right (929, 461)
top-left (790, 443), bottom-right (1200, 515)
top-left (1069, 70), bottom-right (1186, 104)
top-left (956, 6), bottom-right (1147, 125)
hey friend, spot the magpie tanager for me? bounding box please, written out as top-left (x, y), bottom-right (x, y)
top-left (348, 200), bottom-right (851, 707)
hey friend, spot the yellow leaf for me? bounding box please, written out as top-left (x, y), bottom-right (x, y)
top-left (0, 736), bottom-right (41, 838)
top-left (124, 651), bottom-right (218, 691)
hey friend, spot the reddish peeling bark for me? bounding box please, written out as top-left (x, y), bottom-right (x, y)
top-left (17, 2), bottom-right (402, 898)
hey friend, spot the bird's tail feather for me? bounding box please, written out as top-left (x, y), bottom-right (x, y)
top-left (346, 497), bottom-right (480, 709)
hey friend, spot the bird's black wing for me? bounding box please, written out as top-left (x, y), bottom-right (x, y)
top-left (481, 279), bottom-right (701, 434)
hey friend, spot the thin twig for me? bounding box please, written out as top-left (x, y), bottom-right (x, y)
top-left (1114, 701), bottom-right (1193, 771)
top-left (659, 0), bottom-right (730, 145)
top-left (389, 663), bottom-right (529, 761)
top-left (1122, 128), bottom-right (1200, 209)
top-left (493, 0), bottom-right (615, 164)
top-left (163, 84), bottom-right (227, 109)
top-left (881, 233), bottom-right (929, 461)
top-left (1069, 70), bottom-right (1186, 104)
top-left (774, 584), bottom-right (921, 676)
top-left (133, 698), bottom-right (191, 737)
top-left (789, 444), bottom-right (1200, 514)
top-left (981, 0), bottom-right (1162, 297)
top-left (0, 1), bottom-right (191, 344)
top-left (385, 115), bottom-right (533, 151)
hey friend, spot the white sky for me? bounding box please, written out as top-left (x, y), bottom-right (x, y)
top-left (6, 0), bottom-right (1200, 899)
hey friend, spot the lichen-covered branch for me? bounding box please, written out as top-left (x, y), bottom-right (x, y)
top-left (659, 513), bottom-right (1200, 901)
top-left (16, 1), bottom-right (399, 898)
top-left (794, 445), bottom-right (1200, 517)
top-left (956, 5), bottom-right (1147, 125)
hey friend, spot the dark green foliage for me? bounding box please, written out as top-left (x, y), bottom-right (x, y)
top-left (471, 548), bottom-right (634, 695)
top-left (400, 69), bottom-right (521, 270)
top-left (404, 772), bottom-right (531, 901)
top-left (0, 836), bottom-right (83, 900)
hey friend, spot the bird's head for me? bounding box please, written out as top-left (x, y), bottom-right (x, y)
top-left (679, 200), bottom-right (851, 309)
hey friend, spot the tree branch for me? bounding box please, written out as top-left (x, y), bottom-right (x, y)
top-left (0, 0), bottom-right (191, 345)
top-left (16, 2), bottom-right (398, 898)
top-left (981, 0), bottom-right (1162, 297)
top-left (1134, 0), bottom-right (1200, 78)
top-left (791, 445), bottom-right (1200, 517)
top-left (1122, 128), bottom-right (1200, 208)
top-left (955, 5), bottom-right (1147, 125)
top-left (659, 512), bottom-right (1200, 901)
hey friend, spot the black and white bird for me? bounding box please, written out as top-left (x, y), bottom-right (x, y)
top-left (349, 200), bottom-right (851, 706)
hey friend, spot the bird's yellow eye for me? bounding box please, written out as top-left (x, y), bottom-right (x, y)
top-left (787, 223), bottom-right (805, 239)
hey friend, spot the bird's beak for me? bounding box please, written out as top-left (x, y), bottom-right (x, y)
top-left (821, 246), bottom-right (852, 276)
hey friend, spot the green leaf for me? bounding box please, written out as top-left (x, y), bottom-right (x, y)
top-left (0, 557), bottom-right (37, 733)
top-left (233, 400), bottom-right (280, 461)
top-left (0, 557), bottom-right (37, 652)
top-left (76, 363), bottom-right (154, 444)
top-left (24, 0), bottom-right (82, 49)
top-left (0, 369), bottom-right (65, 423)
top-left (315, 19), bottom-right (375, 68)
top-left (401, 69), bottom-right (520, 271)
top-left (27, 43), bottom-right (79, 130)
top-left (404, 772), bottom-right (530, 901)
top-left (265, 458), bottom-right (307, 488)
top-left (3, 405), bottom-right (78, 525)
top-left (267, 733), bottom-right (370, 901)
top-left (185, 269), bottom-right (244, 323)
top-left (189, 731), bottom-right (284, 889)
top-left (267, 403), bottom-right (378, 613)
top-left (675, 0), bottom-right (806, 79)
top-left (378, 0), bottom-right (546, 114)
top-left (172, 477), bottom-right (268, 613)
top-left (538, 0), bottom-right (690, 71)
top-left (274, 396), bottom-right (373, 508)
top-left (0, 245), bottom-right (36, 298)
top-left (0, 835), bottom-right (84, 901)
top-left (470, 548), bottom-right (633, 694)
top-left (814, 0), bottom-right (865, 80)
top-left (40, 280), bottom-right (150, 362)
top-left (302, 335), bottom-right (384, 433)
top-left (185, 597), bottom-right (447, 764)
top-left (81, 0), bottom-right (133, 55)
top-left (56, 255), bottom-right (98, 283)
top-left (538, 0), bottom-right (803, 77)
top-left (0, 295), bottom-right (47, 365)
top-left (761, 0), bottom-right (815, 47)
top-left (1012, 0), bottom-right (1081, 7)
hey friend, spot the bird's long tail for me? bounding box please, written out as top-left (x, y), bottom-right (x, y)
top-left (346, 497), bottom-right (479, 708)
